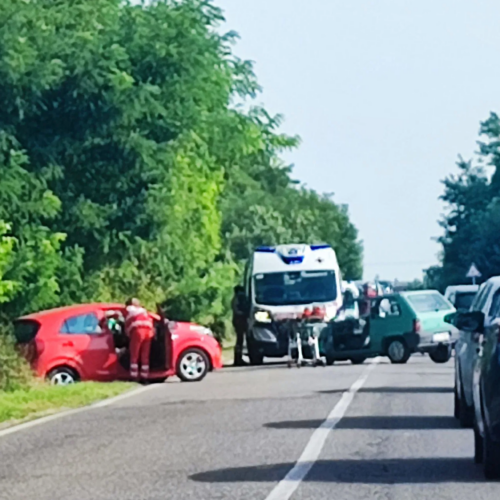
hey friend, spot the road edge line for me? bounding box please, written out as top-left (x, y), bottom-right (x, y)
top-left (0, 384), bottom-right (157, 439)
top-left (265, 357), bottom-right (381, 500)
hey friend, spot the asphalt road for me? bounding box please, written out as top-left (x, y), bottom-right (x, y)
top-left (1, 356), bottom-right (500, 500)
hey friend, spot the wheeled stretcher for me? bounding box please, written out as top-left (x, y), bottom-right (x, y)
top-left (286, 319), bottom-right (327, 368)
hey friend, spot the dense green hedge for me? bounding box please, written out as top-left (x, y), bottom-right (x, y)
top-left (0, 0), bottom-right (362, 336)
top-left (0, 327), bottom-right (33, 391)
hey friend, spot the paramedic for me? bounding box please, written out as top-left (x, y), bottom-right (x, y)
top-left (125, 298), bottom-right (155, 380)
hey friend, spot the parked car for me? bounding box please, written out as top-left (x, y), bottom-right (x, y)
top-left (446, 277), bottom-right (500, 479)
top-left (399, 290), bottom-right (457, 363)
top-left (320, 291), bottom-right (456, 365)
top-left (14, 303), bottom-right (223, 385)
top-left (444, 284), bottom-right (479, 312)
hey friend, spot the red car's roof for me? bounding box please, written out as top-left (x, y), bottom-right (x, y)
top-left (19, 303), bottom-right (126, 321)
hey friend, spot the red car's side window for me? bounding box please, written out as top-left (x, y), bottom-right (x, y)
top-left (60, 313), bottom-right (102, 335)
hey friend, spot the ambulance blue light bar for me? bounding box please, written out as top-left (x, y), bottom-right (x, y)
top-left (310, 244), bottom-right (331, 251)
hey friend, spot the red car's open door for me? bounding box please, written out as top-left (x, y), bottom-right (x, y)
top-left (156, 304), bottom-right (173, 371)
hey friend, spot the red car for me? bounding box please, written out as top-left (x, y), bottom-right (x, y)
top-left (14, 303), bottom-right (223, 385)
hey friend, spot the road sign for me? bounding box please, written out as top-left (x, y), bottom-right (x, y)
top-left (466, 263), bottom-right (481, 279)
top-left (466, 263), bottom-right (481, 285)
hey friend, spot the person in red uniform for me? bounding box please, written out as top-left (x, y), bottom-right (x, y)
top-left (124, 298), bottom-right (154, 380)
top-left (359, 283), bottom-right (377, 317)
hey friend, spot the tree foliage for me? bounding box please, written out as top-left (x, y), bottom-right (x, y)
top-left (0, 0), bottom-right (362, 334)
top-left (429, 113), bottom-right (500, 290)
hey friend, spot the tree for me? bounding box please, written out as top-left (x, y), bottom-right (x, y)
top-left (431, 113), bottom-right (500, 290)
top-left (0, 0), bottom-right (363, 334)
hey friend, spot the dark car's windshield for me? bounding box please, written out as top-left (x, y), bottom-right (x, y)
top-left (254, 270), bottom-right (337, 306)
top-left (406, 292), bottom-right (452, 313)
top-left (454, 292), bottom-right (476, 311)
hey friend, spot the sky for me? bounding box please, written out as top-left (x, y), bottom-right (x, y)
top-left (216, 0), bottom-right (500, 281)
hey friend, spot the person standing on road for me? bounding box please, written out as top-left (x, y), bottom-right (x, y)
top-left (232, 285), bottom-right (248, 366)
top-left (125, 298), bottom-right (155, 380)
top-left (359, 283), bottom-right (376, 317)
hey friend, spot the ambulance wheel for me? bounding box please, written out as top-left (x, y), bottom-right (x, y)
top-left (176, 348), bottom-right (209, 382)
top-left (248, 340), bottom-right (264, 366)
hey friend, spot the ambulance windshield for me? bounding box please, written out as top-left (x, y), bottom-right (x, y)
top-left (254, 270), bottom-right (337, 306)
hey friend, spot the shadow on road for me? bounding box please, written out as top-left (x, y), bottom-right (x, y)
top-left (222, 361), bottom-right (363, 370)
top-left (190, 458), bottom-right (482, 484)
top-left (264, 415), bottom-right (460, 430)
top-left (319, 386), bottom-right (453, 394)
top-left (222, 361), bottom-right (286, 370)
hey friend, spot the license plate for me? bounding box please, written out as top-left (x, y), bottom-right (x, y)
top-left (433, 332), bottom-right (450, 343)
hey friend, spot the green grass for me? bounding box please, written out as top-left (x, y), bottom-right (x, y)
top-left (0, 382), bottom-right (135, 425)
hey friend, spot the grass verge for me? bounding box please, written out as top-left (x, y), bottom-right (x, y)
top-left (0, 382), bottom-right (135, 425)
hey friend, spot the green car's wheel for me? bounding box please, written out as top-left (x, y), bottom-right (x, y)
top-left (350, 357), bottom-right (367, 365)
top-left (386, 338), bottom-right (410, 364)
top-left (429, 344), bottom-right (452, 364)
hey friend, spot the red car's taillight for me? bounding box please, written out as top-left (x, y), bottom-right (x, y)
top-left (35, 338), bottom-right (45, 356)
top-left (24, 339), bottom-right (44, 362)
top-left (413, 319), bottom-right (421, 334)
top-left (22, 342), bottom-right (36, 362)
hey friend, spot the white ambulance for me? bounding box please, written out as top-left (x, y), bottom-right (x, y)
top-left (242, 244), bottom-right (343, 364)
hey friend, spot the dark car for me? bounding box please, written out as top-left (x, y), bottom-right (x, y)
top-left (448, 277), bottom-right (500, 479)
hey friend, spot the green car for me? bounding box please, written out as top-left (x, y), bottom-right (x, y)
top-left (400, 290), bottom-right (457, 363)
top-left (320, 291), bottom-right (456, 365)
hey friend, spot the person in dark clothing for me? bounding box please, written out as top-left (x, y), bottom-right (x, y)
top-left (232, 285), bottom-right (247, 366)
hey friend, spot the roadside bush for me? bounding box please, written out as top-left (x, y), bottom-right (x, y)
top-left (0, 326), bottom-right (34, 392)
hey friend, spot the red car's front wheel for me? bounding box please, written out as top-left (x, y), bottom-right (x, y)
top-left (176, 348), bottom-right (209, 382)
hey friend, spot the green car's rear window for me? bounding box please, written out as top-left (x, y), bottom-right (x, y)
top-left (406, 293), bottom-right (452, 313)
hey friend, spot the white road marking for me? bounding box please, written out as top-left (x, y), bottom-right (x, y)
top-left (0, 384), bottom-right (158, 439)
top-left (265, 358), bottom-right (380, 500)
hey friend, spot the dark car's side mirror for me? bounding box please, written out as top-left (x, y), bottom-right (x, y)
top-left (443, 312), bottom-right (457, 325)
top-left (456, 311), bottom-right (485, 333)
